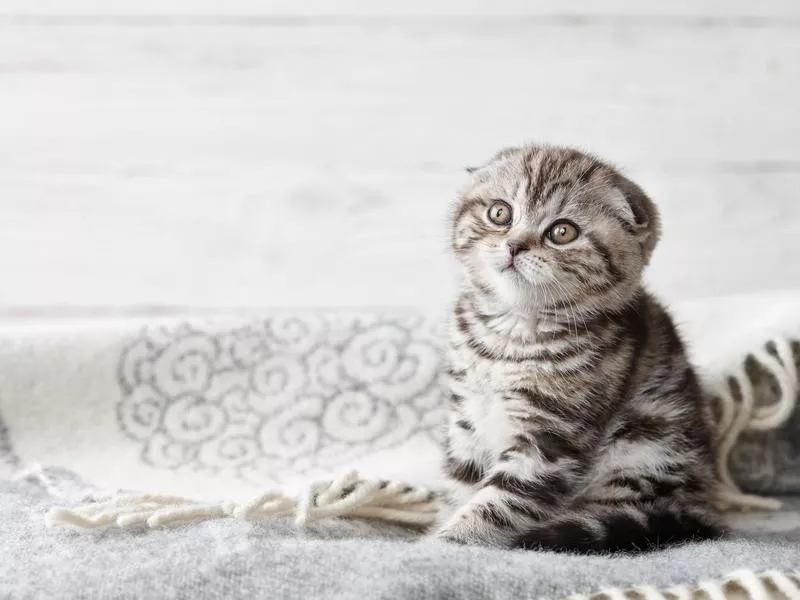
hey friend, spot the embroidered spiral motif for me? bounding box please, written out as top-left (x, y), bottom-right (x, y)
top-left (322, 391), bottom-right (393, 443)
top-left (162, 395), bottom-right (226, 443)
top-left (116, 314), bottom-right (443, 485)
top-left (118, 385), bottom-right (163, 440)
top-left (153, 335), bottom-right (217, 397)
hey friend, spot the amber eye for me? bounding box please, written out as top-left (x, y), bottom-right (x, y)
top-left (546, 220), bottom-right (580, 245)
top-left (487, 201), bottom-right (512, 226)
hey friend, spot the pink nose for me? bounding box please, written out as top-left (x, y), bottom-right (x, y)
top-left (507, 239), bottom-right (529, 257)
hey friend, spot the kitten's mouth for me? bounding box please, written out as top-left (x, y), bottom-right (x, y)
top-left (502, 258), bottom-right (519, 274)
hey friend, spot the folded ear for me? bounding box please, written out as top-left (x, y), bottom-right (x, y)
top-left (612, 173), bottom-right (661, 263)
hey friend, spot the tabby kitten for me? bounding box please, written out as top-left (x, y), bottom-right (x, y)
top-left (436, 144), bottom-right (721, 552)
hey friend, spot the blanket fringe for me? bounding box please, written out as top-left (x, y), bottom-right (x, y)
top-left (45, 470), bottom-right (439, 531)
top-left (566, 569), bottom-right (800, 600)
top-left (709, 335), bottom-right (799, 512)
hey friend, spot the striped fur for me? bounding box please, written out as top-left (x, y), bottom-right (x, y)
top-left (436, 145), bottom-right (721, 552)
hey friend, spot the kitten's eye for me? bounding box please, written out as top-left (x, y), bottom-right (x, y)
top-left (487, 201), bottom-right (512, 226)
top-left (546, 220), bottom-right (580, 245)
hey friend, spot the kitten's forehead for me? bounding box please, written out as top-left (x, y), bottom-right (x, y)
top-left (480, 146), bottom-right (606, 194)
top-left (467, 146), bottom-right (611, 215)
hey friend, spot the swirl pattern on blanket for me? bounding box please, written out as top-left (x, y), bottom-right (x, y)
top-left (116, 314), bottom-right (445, 484)
top-left (112, 313), bottom-right (800, 491)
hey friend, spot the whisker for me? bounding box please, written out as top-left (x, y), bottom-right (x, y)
top-left (551, 278), bottom-right (589, 338)
top-left (542, 284), bottom-right (562, 341)
top-left (549, 283), bottom-right (574, 338)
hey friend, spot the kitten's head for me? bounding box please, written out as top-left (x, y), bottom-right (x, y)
top-left (450, 145), bottom-right (660, 312)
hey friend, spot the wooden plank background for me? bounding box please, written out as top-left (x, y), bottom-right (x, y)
top-left (0, 1), bottom-right (798, 310)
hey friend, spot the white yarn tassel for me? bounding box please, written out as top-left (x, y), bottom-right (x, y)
top-left (707, 335), bottom-right (799, 512)
top-left (565, 569), bottom-right (800, 600)
top-left (46, 470), bottom-right (439, 533)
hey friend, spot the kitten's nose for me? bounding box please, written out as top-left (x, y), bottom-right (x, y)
top-left (507, 239), bottom-right (529, 257)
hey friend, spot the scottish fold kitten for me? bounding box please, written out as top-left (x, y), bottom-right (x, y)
top-left (437, 145), bottom-right (720, 552)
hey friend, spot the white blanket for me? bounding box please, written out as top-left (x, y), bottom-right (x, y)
top-left (1, 290), bottom-right (798, 503)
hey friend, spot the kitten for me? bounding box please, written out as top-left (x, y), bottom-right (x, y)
top-left (436, 144), bottom-right (721, 552)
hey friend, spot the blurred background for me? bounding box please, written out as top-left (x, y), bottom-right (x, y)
top-left (0, 0), bottom-right (798, 313)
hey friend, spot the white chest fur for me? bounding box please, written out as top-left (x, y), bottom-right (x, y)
top-left (461, 390), bottom-right (516, 461)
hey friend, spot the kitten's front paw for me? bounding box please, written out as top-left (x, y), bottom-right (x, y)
top-left (433, 513), bottom-right (486, 546)
top-left (435, 529), bottom-right (473, 546)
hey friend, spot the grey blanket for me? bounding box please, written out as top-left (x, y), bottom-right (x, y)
top-left (3, 301), bottom-right (800, 599)
top-left (3, 477), bottom-right (800, 600)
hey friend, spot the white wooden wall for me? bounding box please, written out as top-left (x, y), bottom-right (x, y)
top-left (1, 1), bottom-right (798, 311)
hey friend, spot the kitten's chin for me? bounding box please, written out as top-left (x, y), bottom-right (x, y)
top-left (481, 269), bottom-right (542, 309)
top-left (464, 260), bottom-right (545, 309)
top-left (500, 263), bottom-right (544, 290)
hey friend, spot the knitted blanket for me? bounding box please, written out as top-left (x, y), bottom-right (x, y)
top-left (2, 290), bottom-right (800, 599)
top-left (4, 477), bottom-right (800, 599)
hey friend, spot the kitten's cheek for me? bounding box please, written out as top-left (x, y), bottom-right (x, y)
top-left (472, 252), bottom-right (501, 278)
